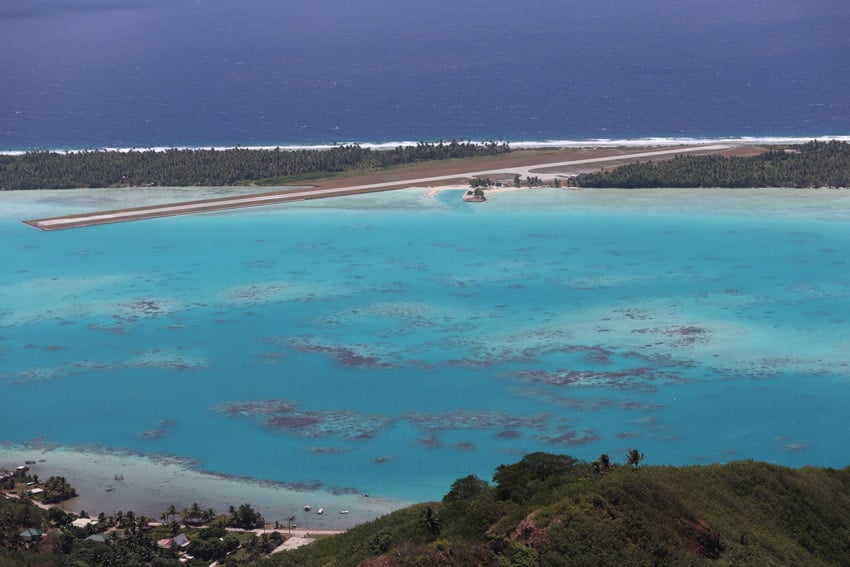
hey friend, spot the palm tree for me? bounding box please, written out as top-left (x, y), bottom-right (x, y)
top-left (627, 449), bottom-right (645, 469)
top-left (591, 454), bottom-right (612, 475)
top-left (166, 504), bottom-right (177, 524)
top-left (419, 506), bottom-right (441, 538)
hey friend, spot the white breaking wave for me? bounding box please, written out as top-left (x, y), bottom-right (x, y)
top-left (3, 136), bottom-right (850, 156)
top-left (507, 135), bottom-right (850, 149)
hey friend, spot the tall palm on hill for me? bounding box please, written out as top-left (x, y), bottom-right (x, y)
top-left (627, 449), bottom-right (645, 469)
top-left (420, 506), bottom-right (441, 538)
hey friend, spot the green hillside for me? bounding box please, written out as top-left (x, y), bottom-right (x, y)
top-left (258, 452), bottom-right (850, 567)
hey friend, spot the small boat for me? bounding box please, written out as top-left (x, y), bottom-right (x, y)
top-left (304, 505), bottom-right (311, 512)
top-left (105, 486), bottom-right (113, 492)
top-left (339, 510), bottom-right (349, 515)
top-left (317, 508), bottom-right (324, 515)
top-left (114, 474), bottom-right (124, 481)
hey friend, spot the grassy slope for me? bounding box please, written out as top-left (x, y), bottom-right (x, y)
top-left (257, 458), bottom-right (850, 567)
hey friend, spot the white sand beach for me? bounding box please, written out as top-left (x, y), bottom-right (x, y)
top-left (0, 445), bottom-right (409, 530)
top-left (425, 183), bottom-right (551, 198)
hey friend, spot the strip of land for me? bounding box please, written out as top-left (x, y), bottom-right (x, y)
top-left (24, 144), bottom-right (737, 230)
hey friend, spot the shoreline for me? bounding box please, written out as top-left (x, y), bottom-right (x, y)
top-left (0, 445), bottom-right (410, 530)
top-left (426, 184), bottom-right (545, 198)
top-left (3, 135), bottom-right (848, 156)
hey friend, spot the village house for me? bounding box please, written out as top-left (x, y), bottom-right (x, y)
top-left (157, 533), bottom-right (190, 549)
top-left (19, 528), bottom-right (43, 542)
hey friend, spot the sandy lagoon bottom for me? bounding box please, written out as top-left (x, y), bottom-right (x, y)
top-left (4, 185), bottom-right (850, 528)
top-left (0, 446), bottom-right (406, 530)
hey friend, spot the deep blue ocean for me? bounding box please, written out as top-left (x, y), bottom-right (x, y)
top-left (2, 0), bottom-right (849, 150)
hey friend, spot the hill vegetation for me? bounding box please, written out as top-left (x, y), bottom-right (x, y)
top-left (571, 140), bottom-right (850, 188)
top-left (257, 452), bottom-right (850, 567)
top-left (0, 141), bottom-right (510, 190)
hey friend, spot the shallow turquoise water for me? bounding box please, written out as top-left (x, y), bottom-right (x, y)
top-left (3, 187), bottom-right (850, 501)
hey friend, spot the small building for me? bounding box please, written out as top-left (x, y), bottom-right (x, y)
top-left (28, 487), bottom-right (44, 496)
top-left (72, 517), bottom-right (97, 528)
top-left (85, 534), bottom-right (111, 544)
top-left (157, 534), bottom-right (190, 549)
top-left (19, 528), bottom-right (43, 542)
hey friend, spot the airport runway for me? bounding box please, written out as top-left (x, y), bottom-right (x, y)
top-left (24, 145), bottom-right (731, 231)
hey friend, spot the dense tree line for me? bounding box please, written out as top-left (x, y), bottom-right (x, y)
top-left (42, 475), bottom-right (77, 504)
top-left (0, 140), bottom-right (510, 190)
top-left (572, 141), bottom-right (850, 188)
top-left (227, 503), bottom-right (264, 530)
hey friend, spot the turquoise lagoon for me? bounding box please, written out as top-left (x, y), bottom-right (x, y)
top-left (3, 186), bottom-right (850, 510)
